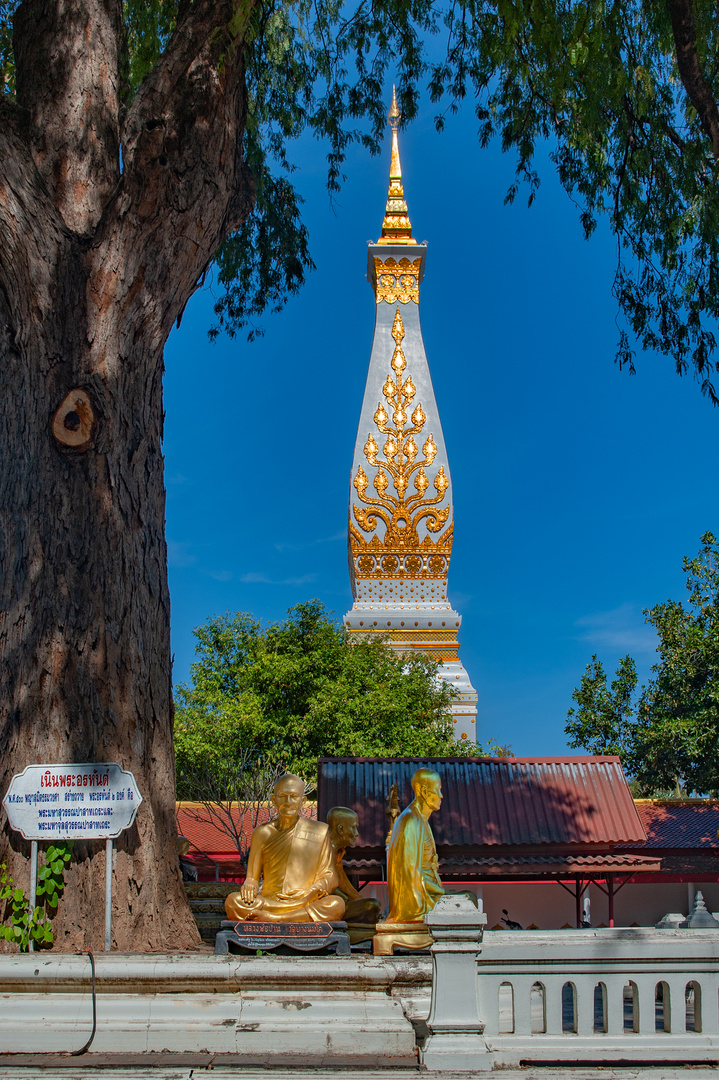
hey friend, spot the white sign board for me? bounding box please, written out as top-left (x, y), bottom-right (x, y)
top-left (2, 763), bottom-right (142, 841)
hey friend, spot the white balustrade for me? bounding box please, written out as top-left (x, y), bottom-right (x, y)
top-left (477, 927), bottom-right (719, 1067)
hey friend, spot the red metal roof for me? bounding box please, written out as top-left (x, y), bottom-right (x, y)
top-left (317, 757), bottom-right (646, 852)
top-left (633, 800), bottom-right (719, 850)
top-left (175, 787), bottom-right (719, 885)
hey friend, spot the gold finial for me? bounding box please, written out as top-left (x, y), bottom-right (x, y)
top-left (377, 85), bottom-right (416, 246)
top-left (388, 85), bottom-right (401, 129)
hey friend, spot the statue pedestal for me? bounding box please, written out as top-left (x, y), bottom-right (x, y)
top-left (214, 920), bottom-right (350, 956)
top-left (372, 921), bottom-right (432, 956)
top-left (346, 921), bottom-right (377, 946)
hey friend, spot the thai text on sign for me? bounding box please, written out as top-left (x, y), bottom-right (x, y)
top-left (2, 763), bottom-right (142, 840)
top-left (232, 921), bottom-right (333, 937)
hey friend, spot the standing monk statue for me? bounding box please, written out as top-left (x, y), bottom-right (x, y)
top-left (225, 774), bottom-right (345, 924)
top-left (386, 768), bottom-right (445, 923)
top-left (327, 807), bottom-right (381, 925)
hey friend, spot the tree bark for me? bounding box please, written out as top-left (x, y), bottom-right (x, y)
top-left (0, 0), bottom-right (255, 950)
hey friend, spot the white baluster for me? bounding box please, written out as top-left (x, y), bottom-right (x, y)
top-left (636, 976), bottom-right (655, 1035)
top-left (575, 976), bottom-right (595, 1037)
top-left (544, 977), bottom-right (563, 1036)
top-left (604, 975), bottom-right (625, 1037)
top-left (513, 977), bottom-right (532, 1036)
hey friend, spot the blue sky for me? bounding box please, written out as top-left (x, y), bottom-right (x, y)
top-left (164, 105), bottom-right (716, 758)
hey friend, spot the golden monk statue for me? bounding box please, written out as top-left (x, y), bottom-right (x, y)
top-left (327, 807), bottom-right (381, 925)
top-left (386, 768), bottom-right (444, 923)
top-left (225, 774), bottom-right (345, 924)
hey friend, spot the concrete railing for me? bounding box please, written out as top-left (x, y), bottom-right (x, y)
top-left (480, 926), bottom-right (719, 1066)
top-left (1, 901), bottom-right (717, 1072)
top-left (0, 952), bottom-right (430, 1064)
top-left (421, 894), bottom-right (719, 1071)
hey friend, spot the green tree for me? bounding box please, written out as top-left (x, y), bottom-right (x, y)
top-left (567, 532), bottom-right (719, 795)
top-left (4, 0), bottom-right (719, 949)
top-left (175, 600), bottom-right (476, 784)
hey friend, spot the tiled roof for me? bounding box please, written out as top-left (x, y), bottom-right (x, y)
top-left (344, 851), bottom-right (661, 877)
top-left (632, 800), bottom-right (719, 850)
top-left (436, 852), bottom-right (661, 875)
top-left (650, 854), bottom-right (719, 876)
top-left (317, 756), bottom-right (646, 851)
top-left (176, 802), bottom-right (316, 859)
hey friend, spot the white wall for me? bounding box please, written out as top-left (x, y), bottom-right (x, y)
top-left (359, 879), bottom-right (719, 929)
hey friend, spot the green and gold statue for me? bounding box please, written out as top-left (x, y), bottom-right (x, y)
top-left (327, 806), bottom-right (381, 926)
top-left (225, 774), bottom-right (345, 924)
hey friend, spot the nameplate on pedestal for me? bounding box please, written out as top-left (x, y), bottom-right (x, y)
top-left (233, 921), bottom-right (333, 941)
top-left (215, 919), bottom-right (350, 955)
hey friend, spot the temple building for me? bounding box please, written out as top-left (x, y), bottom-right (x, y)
top-left (343, 91), bottom-right (478, 742)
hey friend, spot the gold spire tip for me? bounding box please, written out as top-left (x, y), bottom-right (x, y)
top-left (388, 85), bottom-right (401, 129)
top-left (377, 85), bottom-right (416, 246)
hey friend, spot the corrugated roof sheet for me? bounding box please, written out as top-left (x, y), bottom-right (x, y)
top-left (317, 756), bottom-right (646, 851)
top-left (632, 800), bottom-right (719, 850)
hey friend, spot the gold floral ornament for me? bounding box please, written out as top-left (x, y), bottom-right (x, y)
top-left (350, 307), bottom-right (453, 579)
top-left (373, 257), bottom-right (422, 304)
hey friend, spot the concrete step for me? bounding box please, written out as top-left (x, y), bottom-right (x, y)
top-left (184, 882), bottom-right (237, 941)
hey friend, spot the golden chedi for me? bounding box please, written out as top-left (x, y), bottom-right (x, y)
top-left (327, 806), bottom-right (381, 926)
top-left (225, 774), bottom-right (345, 924)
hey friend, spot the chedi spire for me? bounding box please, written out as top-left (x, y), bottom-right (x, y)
top-left (377, 87), bottom-right (416, 246)
top-left (344, 93), bottom-right (478, 742)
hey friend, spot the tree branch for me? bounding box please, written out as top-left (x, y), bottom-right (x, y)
top-left (13, 0), bottom-right (122, 233)
top-left (0, 98), bottom-right (68, 337)
top-left (96, 0), bottom-right (258, 343)
top-left (667, 0), bottom-right (719, 161)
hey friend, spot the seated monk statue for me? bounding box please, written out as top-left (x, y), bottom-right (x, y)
top-left (386, 768), bottom-right (445, 923)
top-left (225, 774), bottom-right (345, 924)
top-left (327, 807), bottom-right (381, 925)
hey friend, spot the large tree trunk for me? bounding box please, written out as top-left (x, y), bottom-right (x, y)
top-left (0, 0), bottom-right (255, 950)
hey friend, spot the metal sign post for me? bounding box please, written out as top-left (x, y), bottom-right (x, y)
top-left (2, 763), bottom-right (142, 952)
top-left (28, 840), bottom-right (38, 953)
top-left (105, 838), bottom-right (113, 952)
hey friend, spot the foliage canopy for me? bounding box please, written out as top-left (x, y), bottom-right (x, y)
top-left (566, 532), bottom-right (719, 795)
top-left (174, 600), bottom-right (483, 786)
top-left (4, 0), bottom-right (719, 394)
